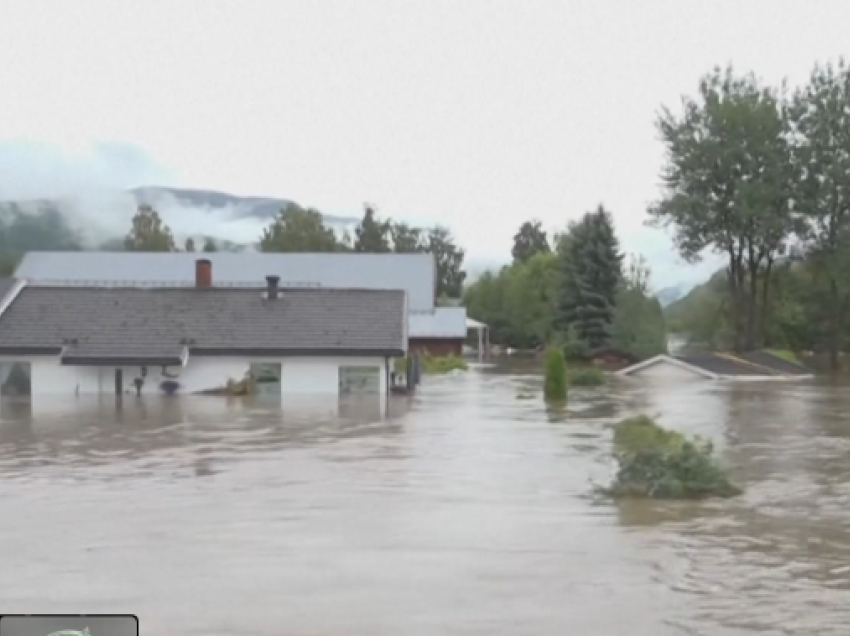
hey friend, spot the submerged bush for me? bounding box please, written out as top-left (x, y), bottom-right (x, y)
top-left (422, 353), bottom-right (469, 374)
top-left (543, 346), bottom-right (567, 401)
top-left (394, 353), bottom-right (469, 376)
top-left (568, 367), bottom-right (606, 387)
top-left (607, 416), bottom-right (742, 500)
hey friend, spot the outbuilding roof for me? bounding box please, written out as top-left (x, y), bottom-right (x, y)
top-left (617, 351), bottom-right (814, 379)
top-left (408, 307), bottom-right (467, 339)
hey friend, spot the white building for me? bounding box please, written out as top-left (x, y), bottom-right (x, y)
top-left (14, 250), bottom-right (468, 352)
top-left (0, 261), bottom-right (407, 406)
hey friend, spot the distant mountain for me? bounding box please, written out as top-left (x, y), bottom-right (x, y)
top-left (131, 186), bottom-right (358, 225)
top-left (655, 283), bottom-right (690, 307)
top-left (0, 186), bottom-right (359, 228)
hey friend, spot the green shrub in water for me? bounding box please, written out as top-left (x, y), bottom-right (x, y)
top-left (607, 416), bottom-right (742, 500)
top-left (543, 346), bottom-right (567, 401)
top-left (568, 367), bottom-right (606, 387)
top-left (422, 353), bottom-right (469, 374)
top-left (393, 353), bottom-right (469, 376)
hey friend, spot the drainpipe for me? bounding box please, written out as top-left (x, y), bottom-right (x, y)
top-left (384, 356), bottom-right (390, 396)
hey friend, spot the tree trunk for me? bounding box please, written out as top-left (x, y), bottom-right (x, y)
top-left (746, 266), bottom-right (759, 351)
top-left (759, 259), bottom-right (774, 347)
top-left (828, 278), bottom-right (843, 373)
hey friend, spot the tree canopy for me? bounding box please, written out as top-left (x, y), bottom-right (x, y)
top-left (655, 59), bottom-right (850, 369)
top-left (124, 206), bottom-right (176, 252)
top-left (557, 206), bottom-right (623, 350)
top-left (465, 215), bottom-right (662, 361)
top-left (354, 205), bottom-right (391, 253)
top-left (512, 220), bottom-right (550, 263)
top-left (258, 203), bottom-right (344, 252)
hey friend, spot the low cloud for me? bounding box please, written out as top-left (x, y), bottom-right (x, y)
top-left (0, 140), bottom-right (274, 248)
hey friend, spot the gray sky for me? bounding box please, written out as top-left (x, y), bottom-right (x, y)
top-left (1, 0), bottom-right (849, 288)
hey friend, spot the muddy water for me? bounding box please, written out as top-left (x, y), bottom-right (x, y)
top-left (0, 362), bottom-right (848, 635)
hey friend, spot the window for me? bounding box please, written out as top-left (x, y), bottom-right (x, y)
top-left (249, 362), bottom-right (282, 396)
top-left (339, 366), bottom-right (381, 395)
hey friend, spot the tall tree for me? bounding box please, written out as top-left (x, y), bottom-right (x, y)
top-left (184, 237), bottom-right (196, 252)
top-left (202, 237), bottom-right (218, 252)
top-left (649, 66), bottom-right (793, 351)
top-left (426, 226), bottom-right (466, 298)
top-left (511, 220), bottom-right (550, 263)
top-left (611, 255), bottom-right (667, 360)
top-left (391, 222), bottom-right (424, 253)
top-left (124, 206), bottom-right (176, 252)
top-left (789, 59), bottom-right (850, 370)
top-left (556, 206), bottom-right (623, 350)
top-left (259, 203), bottom-right (342, 252)
top-left (354, 204), bottom-right (391, 252)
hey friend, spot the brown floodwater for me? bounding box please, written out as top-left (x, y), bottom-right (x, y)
top-left (1, 360), bottom-right (849, 635)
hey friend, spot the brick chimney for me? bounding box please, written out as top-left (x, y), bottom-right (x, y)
top-left (266, 275), bottom-right (280, 299)
top-left (196, 259), bottom-right (212, 288)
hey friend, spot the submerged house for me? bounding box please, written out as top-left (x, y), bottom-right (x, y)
top-left (0, 263), bottom-right (407, 400)
top-left (14, 251), bottom-right (468, 355)
top-left (616, 351), bottom-right (814, 381)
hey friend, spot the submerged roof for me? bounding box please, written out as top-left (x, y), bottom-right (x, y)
top-left (617, 351), bottom-right (814, 379)
top-left (408, 307), bottom-right (467, 338)
top-left (0, 285), bottom-right (407, 360)
top-left (14, 251), bottom-right (436, 312)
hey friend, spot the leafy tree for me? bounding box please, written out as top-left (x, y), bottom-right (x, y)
top-left (465, 252), bottom-right (560, 349)
top-left (391, 222), bottom-right (425, 253)
top-left (501, 252), bottom-right (559, 348)
top-left (202, 237), bottom-right (218, 252)
top-left (789, 59), bottom-right (850, 370)
top-left (611, 255), bottom-right (667, 360)
top-left (184, 237), bottom-right (196, 252)
top-left (511, 219), bottom-right (550, 263)
top-left (259, 203), bottom-right (342, 252)
top-left (556, 206), bottom-right (623, 350)
top-left (543, 347), bottom-right (567, 401)
top-left (124, 206), bottom-right (176, 252)
top-left (354, 204), bottom-right (391, 252)
top-left (426, 226), bottom-right (466, 298)
top-left (649, 66), bottom-right (793, 351)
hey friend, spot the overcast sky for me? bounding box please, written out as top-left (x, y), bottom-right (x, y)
top-left (1, 0), bottom-right (850, 288)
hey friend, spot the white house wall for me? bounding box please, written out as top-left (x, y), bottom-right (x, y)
top-left (0, 355), bottom-right (389, 399)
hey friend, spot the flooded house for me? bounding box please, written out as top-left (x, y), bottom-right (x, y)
top-left (14, 251), bottom-right (469, 355)
top-left (616, 351), bottom-right (814, 381)
top-left (0, 264), bottom-right (407, 401)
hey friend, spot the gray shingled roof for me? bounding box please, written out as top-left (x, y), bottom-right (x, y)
top-left (0, 286), bottom-right (406, 359)
top-left (674, 352), bottom-right (812, 377)
top-left (737, 351), bottom-right (812, 376)
top-left (14, 251), bottom-right (436, 311)
top-left (674, 354), bottom-right (770, 376)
